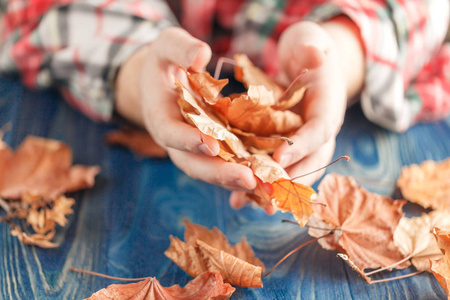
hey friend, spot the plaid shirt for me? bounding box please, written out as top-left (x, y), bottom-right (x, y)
top-left (0, 0), bottom-right (449, 131)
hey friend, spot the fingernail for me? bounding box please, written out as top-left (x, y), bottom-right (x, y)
top-left (279, 154), bottom-right (292, 168)
top-left (197, 143), bottom-right (215, 156)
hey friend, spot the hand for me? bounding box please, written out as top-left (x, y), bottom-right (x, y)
top-left (115, 27), bottom-right (257, 192)
top-left (230, 18), bottom-right (365, 210)
top-left (272, 21), bottom-right (347, 185)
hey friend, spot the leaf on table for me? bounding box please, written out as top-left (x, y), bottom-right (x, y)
top-left (397, 158), bottom-right (450, 210)
top-left (394, 211), bottom-right (450, 271)
top-left (431, 228), bottom-right (450, 298)
top-left (308, 173), bottom-right (409, 271)
top-left (0, 136), bottom-right (100, 200)
top-left (86, 271), bottom-right (235, 300)
top-left (105, 128), bottom-right (167, 158)
top-left (10, 224), bottom-right (58, 248)
top-left (24, 194), bottom-right (75, 235)
top-left (164, 220), bottom-right (264, 288)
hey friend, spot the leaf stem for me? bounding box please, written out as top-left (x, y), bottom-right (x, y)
top-left (291, 156), bottom-right (350, 181)
top-left (262, 232), bottom-right (334, 278)
top-left (214, 57), bottom-right (236, 80)
top-left (70, 266), bottom-right (150, 282)
top-left (364, 254), bottom-right (412, 276)
top-left (369, 271), bottom-right (423, 284)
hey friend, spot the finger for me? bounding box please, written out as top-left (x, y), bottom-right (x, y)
top-left (154, 27), bottom-right (212, 70)
top-left (273, 116), bottom-right (334, 168)
top-left (284, 139), bottom-right (336, 186)
top-left (229, 191), bottom-right (251, 209)
top-left (167, 148), bottom-right (257, 190)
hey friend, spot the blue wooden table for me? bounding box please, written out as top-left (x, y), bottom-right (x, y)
top-left (0, 76), bottom-right (448, 299)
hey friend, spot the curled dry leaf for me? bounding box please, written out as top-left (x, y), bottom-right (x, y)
top-left (86, 271), bottom-right (235, 300)
top-left (431, 228), bottom-right (450, 298)
top-left (105, 128), bottom-right (167, 158)
top-left (10, 224), bottom-right (58, 248)
top-left (394, 211), bottom-right (450, 271)
top-left (308, 173), bottom-right (409, 271)
top-left (0, 136), bottom-right (100, 200)
top-left (164, 220), bottom-right (264, 288)
top-left (397, 158), bottom-right (450, 210)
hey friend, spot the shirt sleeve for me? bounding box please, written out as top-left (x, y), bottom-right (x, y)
top-left (0, 0), bottom-right (179, 121)
top-left (307, 0), bottom-right (450, 132)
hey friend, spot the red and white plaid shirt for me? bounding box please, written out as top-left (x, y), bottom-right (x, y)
top-left (0, 0), bottom-right (449, 131)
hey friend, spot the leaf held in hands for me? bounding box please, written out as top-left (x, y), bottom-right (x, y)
top-left (397, 158), bottom-right (450, 210)
top-left (86, 271), bottom-right (235, 300)
top-left (164, 220), bottom-right (264, 288)
top-left (308, 173), bottom-right (408, 271)
top-left (184, 67), bottom-right (229, 105)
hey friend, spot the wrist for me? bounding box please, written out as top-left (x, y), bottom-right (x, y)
top-left (321, 16), bottom-right (365, 104)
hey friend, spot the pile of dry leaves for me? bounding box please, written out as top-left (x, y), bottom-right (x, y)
top-left (0, 133), bottom-right (100, 248)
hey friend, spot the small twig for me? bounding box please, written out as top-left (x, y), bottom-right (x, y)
top-left (291, 156), bottom-right (350, 181)
top-left (262, 232), bottom-right (334, 278)
top-left (70, 266), bottom-right (150, 282)
top-left (369, 271), bottom-right (423, 284)
top-left (0, 197), bottom-right (10, 214)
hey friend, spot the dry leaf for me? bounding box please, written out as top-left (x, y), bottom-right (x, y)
top-left (394, 211), bottom-right (450, 271)
top-left (164, 220), bottom-right (264, 288)
top-left (0, 136), bottom-right (100, 200)
top-left (175, 78), bottom-right (239, 142)
top-left (87, 271), bottom-right (235, 300)
top-left (308, 173), bottom-right (409, 271)
top-left (105, 128), bottom-right (167, 158)
top-left (185, 67), bottom-right (229, 105)
top-left (431, 228), bottom-right (450, 298)
top-left (234, 54), bottom-right (285, 100)
top-left (10, 225), bottom-right (58, 248)
top-left (247, 154), bottom-right (317, 226)
top-left (397, 158), bottom-right (450, 210)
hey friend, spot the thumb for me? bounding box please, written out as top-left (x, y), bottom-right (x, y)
top-left (154, 27), bottom-right (211, 70)
top-left (278, 21), bottom-right (330, 78)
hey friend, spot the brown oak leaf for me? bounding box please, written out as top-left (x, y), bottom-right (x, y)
top-left (105, 128), bottom-right (167, 158)
top-left (0, 136), bottom-right (100, 200)
top-left (397, 158), bottom-right (450, 210)
top-left (431, 228), bottom-right (450, 298)
top-left (308, 173), bottom-right (409, 271)
top-left (164, 220), bottom-right (264, 288)
top-left (86, 271), bottom-right (235, 300)
top-left (394, 211), bottom-right (450, 271)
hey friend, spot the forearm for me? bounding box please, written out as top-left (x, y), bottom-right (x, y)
top-left (321, 16), bottom-right (365, 105)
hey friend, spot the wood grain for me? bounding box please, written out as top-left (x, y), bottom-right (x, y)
top-left (0, 77), bottom-right (448, 299)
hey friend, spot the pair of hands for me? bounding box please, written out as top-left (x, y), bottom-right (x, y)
top-left (117, 20), bottom-right (353, 210)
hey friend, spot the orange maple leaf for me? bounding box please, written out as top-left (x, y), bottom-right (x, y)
top-left (86, 272), bottom-right (235, 300)
top-left (0, 136), bottom-right (100, 200)
top-left (105, 128), bottom-right (167, 158)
